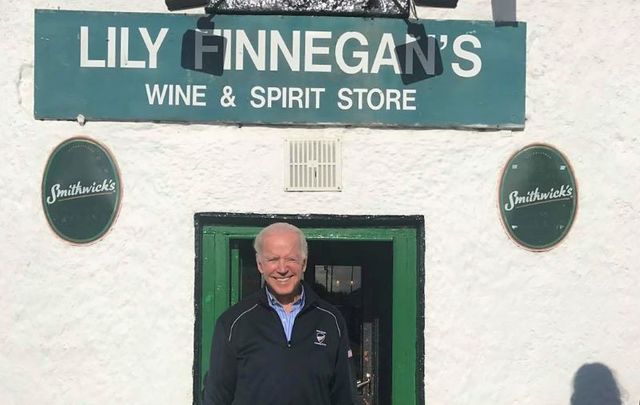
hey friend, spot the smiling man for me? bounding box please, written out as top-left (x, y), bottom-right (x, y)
top-left (203, 222), bottom-right (358, 405)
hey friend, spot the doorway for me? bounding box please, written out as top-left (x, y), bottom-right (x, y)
top-left (193, 214), bottom-right (424, 405)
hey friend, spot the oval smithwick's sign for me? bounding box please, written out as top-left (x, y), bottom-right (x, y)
top-left (42, 137), bottom-right (121, 244)
top-left (499, 144), bottom-right (578, 251)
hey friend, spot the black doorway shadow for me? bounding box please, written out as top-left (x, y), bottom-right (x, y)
top-left (181, 16), bottom-right (226, 76)
top-left (395, 21), bottom-right (443, 85)
top-left (570, 363), bottom-right (622, 405)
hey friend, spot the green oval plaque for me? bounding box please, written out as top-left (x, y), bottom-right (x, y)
top-left (42, 137), bottom-right (121, 244)
top-left (499, 144), bottom-right (578, 251)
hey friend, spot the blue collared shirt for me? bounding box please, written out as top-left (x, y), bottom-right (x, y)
top-left (266, 286), bottom-right (305, 342)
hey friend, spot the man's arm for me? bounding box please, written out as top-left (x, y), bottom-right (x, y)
top-left (202, 317), bottom-right (237, 405)
top-left (331, 314), bottom-right (360, 405)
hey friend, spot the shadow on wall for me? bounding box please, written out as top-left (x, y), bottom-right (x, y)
top-left (570, 363), bottom-right (623, 405)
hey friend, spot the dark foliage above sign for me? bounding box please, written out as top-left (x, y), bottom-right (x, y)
top-left (206, 0), bottom-right (409, 17)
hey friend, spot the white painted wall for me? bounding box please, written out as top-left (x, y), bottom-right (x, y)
top-left (1, 1), bottom-right (639, 404)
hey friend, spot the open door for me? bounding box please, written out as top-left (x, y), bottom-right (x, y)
top-left (307, 240), bottom-right (393, 405)
top-left (194, 215), bottom-right (423, 405)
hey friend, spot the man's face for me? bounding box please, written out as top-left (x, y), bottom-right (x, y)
top-left (257, 229), bottom-right (306, 304)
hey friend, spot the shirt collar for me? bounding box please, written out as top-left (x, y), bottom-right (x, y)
top-left (265, 284), bottom-right (305, 309)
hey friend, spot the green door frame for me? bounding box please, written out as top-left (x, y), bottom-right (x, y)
top-left (193, 213), bottom-right (425, 405)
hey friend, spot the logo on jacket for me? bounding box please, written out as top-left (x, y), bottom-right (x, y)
top-left (314, 329), bottom-right (327, 346)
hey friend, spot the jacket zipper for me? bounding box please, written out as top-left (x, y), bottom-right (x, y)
top-left (266, 296), bottom-right (315, 349)
top-left (269, 308), bottom-right (292, 348)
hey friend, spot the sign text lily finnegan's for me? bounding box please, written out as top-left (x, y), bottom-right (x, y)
top-left (35, 11), bottom-right (526, 127)
top-left (503, 184), bottom-right (574, 212)
top-left (79, 27), bottom-right (482, 78)
top-left (45, 179), bottom-right (117, 205)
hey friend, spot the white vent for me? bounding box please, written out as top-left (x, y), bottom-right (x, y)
top-left (285, 138), bottom-right (341, 192)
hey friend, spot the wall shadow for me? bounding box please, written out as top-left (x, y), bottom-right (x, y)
top-left (570, 363), bottom-right (622, 405)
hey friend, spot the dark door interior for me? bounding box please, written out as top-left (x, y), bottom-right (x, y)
top-left (233, 239), bottom-right (393, 405)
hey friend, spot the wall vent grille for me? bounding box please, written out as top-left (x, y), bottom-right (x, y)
top-left (285, 138), bottom-right (341, 192)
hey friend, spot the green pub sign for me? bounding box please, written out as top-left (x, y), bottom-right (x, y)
top-left (42, 137), bottom-right (121, 244)
top-left (35, 10), bottom-right (526, 128)
top-left (499, 144), bottom-right (578, 251)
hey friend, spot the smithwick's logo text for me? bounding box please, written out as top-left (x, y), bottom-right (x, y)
top-left (504, 184), bottom-right (574, 212)
top-left (46, 179), bottom-right (117, 205)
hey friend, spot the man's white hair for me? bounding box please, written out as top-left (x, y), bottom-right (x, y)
top-left (253, 222), bottom-right (308, 258)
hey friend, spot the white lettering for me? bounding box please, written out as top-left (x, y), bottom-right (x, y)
top-left (145, 84), bottom-right (207, 106)
top-left (139, 28), bottom-right (168, 69)
top-left (250, 86), bottom-right (325, 109)
top-left (47, 184), bottom-right (60, 204)
top-left (337, 88), bottom-right (352, 110)
top-left (107, 27), bottom-right (117, 68)
top-left (80, 26), bottom-right (106, 68)
top-left (175, 85), bottom-right (190, 105)
top-left (367, 88), bottom-right (384, 111)
top-left (192, 85), bottom-right (207, 106)
top-left (452, 34), bottom-right (482, 78)
top-left (270, 30), bottom-right (300, 71)
top-left (120, 27), bottom-right (146, 68)
top-left (80, 26), bottom-right (167, 69)
top-left (371, 33), bottom-right (401, 74)
top-left (236, 30), bottom-right (266, 71)
top-left (335, 32), bottom-right (369, 74)
top-left (250, 86), bottom-right (266, 108)
top-left (305, 31), bottom-right (332, 72)
top-left (336, 87), bottom-right (416, 111)
top-left (211, 29), bottom-right (233, 70)
top-left (403, 89), bottom-right (416, 110)
top-left (46, 179), bottom-right (117, 205)
top-left (504, 184), bottom-right (574, 211)
top-left (145, 84), bottom-right (168, 104)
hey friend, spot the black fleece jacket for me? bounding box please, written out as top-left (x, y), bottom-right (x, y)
top-left (203, 283), bottom-right (358, 405)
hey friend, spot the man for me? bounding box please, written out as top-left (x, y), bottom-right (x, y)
top-left (203, 222), bottom-right (358, 405)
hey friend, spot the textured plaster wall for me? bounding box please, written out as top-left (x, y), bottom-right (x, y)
top-left (1, 0), bottom-right (639, 404)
